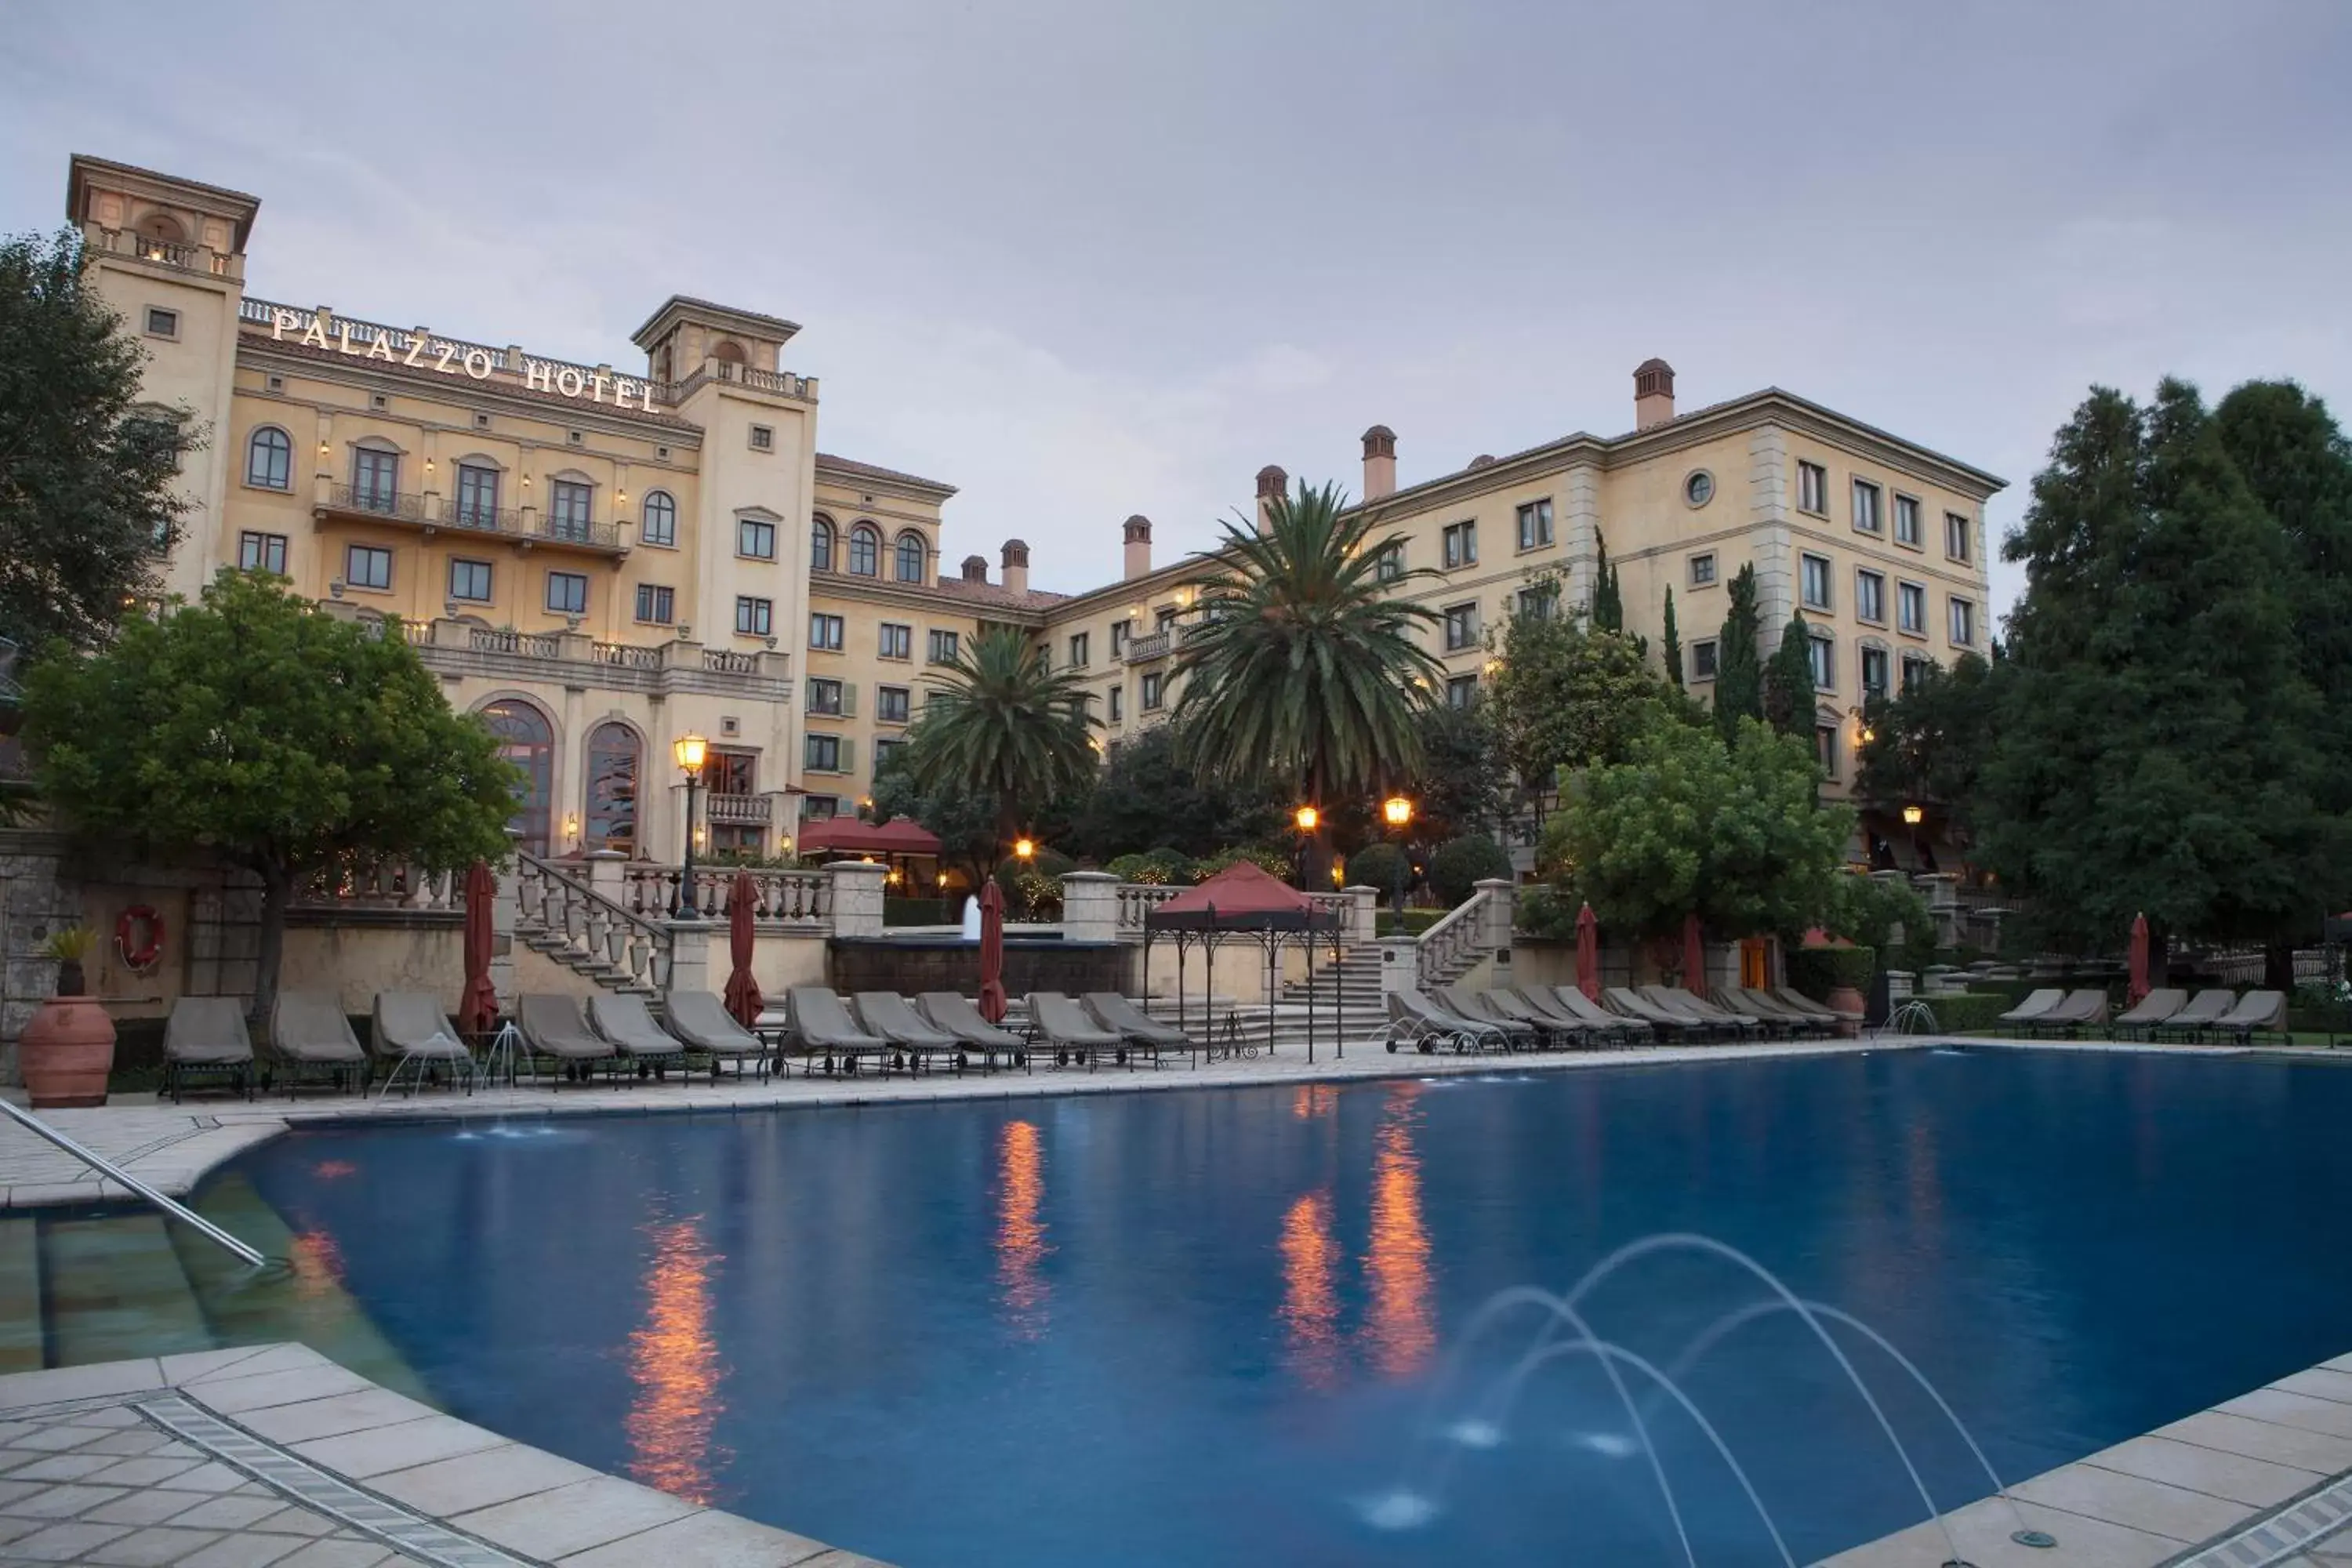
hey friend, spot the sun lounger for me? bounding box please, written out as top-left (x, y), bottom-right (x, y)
top-left (518, 993), bottom-right (618, 1085)
top-left (1384, 988), bottom-right (1509, 1054)
top-left (162, 996), bottom-right (254, 1103)
top-left (2209, 989), bottom-right (2287, 1044)
top-left (917, 993), bottom-right (1029, 1069)
top-left (1771, 986), bottom-right (1846, 1029)
top-left (1728, 987), bottom-right (1829, 1037)
top-left (1027, 992), bottom-right (1127, 1068)
top-left (855, 992), bottom-right (970, 1073)
top-left (589, 994), bottom-right (688, 1079)
top-left (1083, 993), bottom-right (1197, 1068)
top-left (663, 991), bottom-right (771, 1080)
top-left (1491, 987), bottom-right (1592, 1048)
top-left (267, 991), bottom-right (369, 1096)
top-left (2034, 988), bottom-right (2110, 1036)
top-left (1549, 986), bottom-right (1653, 1044)
top-left (1998, 988), bottom-right (2066, 1032)
top-left (370, 993), bottom-right (474, 1097)
top-left (2154, 989), bottom-right (2236, 1041)
top-left (1606, 986), bottom-right (1704, 1040)
top-left (784, 986), bottom-right (890, 1075)
top-left (1642, 985), bottom-right (1762, 1038)
top-left (2108, 988), bottom-right (2187, 1040)
top-left (1441, 985), bottom-right (1541, 1050)
top-left (1505, 986), bottom-right (1597, 1043)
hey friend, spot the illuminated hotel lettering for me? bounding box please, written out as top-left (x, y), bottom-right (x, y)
top-left (270, 307), bottom-right (654, 412)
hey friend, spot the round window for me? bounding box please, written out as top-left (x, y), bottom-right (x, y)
top-left (1684, 470), bottom-right (1715, 507)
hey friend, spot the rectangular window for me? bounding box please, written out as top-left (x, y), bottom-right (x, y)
top-left (1375, 543), bottom-right (1403, 583)
top-left (1067, 631), bottom-right (1090, 667)
top-left (1155, 606), bottom-right (1178, 631)
top-left (1689, 552), bottom-right (1718, 587)
top-left (1442, 521), bottom-right (1478, 569)
top-left (1110, 621), bottom-right (1130, 659)
top-left (352, 448), bottom-right (399, 510)
top-left (1443, 601), bottom-right (1479, 652)
top-left (879, 622), bottom-right (911, 660)
top-left (1902, 654), bottom-right (1933, 695)
top-left (1797, 461), bottom-right (1828, 515)
top-left (1108, 685), bottom-right (1124, 723)
top-left (1894, 493), bottom-right (1922, 547)
top-left (1446, 673), bottom-right (1479, 709)
top-left (448, 558), bottom-right (494, 603)
top-left (873, 736), bottom-right (907, 775)
top-left (809, 612), bottom-right (844, 651)
top-left (1855, 569), bottom-right (1886, 625)
top-left (455, 464), bottom-right (500, 528)
top-left (1815, 724), bottom-right (1839, 780)
top-left (1946, 511), bottom-right (1973, 562)
top-left (345, 543), bottom-right (392, 591)
top-left (808, 677), bottom-right (844, 716)
top-left (143, 306), bottom-right (178, 338)
top-left (877, 685), bottom-right (911, 724)
top-left (1691, 639), bottom-right (1719, 681)
top-left (1852, 478), bottom-right (1883, 535)
top-left (238, 531), bottom-right (287, 574)
top-left (1800, 554), bottom-right (1832, 611)
top-left (1515, 499), bottom-right (1553, 551)
top-left (548, 480), bottom-right (593, 539)
top-left (750, 424), bottom-right (775, 452)
top-left (804, 733), bottom-right (841, 771)
top-left (634, 583), bottom-right (674, 624)
top-left (927, 629), bottom-right (960, 664)
top-left (739, 518), bottom-right (777, 561)
top-left (545, 570), bottom-right (588, 615)
top-left (735, 595), bottom-right (772, 637)
top-left (1897, 581), bottom-right (1926, 635)
top-left (1861, 644), bottom-right (1890, 698)
top-left (1949, 597), bottom-right (1976, 647)
top-left (1142, 670), bottom-right (1165, 710)
top-left (1516, 585), bottom-right (1558, 621)
top-left (1807, 633), bottom-right (1835, 691)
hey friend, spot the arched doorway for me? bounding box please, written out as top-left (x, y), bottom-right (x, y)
top-left (584, 722), bottom-right (641, 855)
top-left (481, 699), bottom-right (554, 855)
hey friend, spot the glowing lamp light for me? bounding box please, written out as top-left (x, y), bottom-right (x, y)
top-left (1382, 795), bottom-right (1414, 829)
top-left (1014, 837), bottom-right (1036, 861)
top-left (1331, 864), bottom-right (1345, 887)
top-left (938, 872), bottom-right (950, 887)
top-left (1294, 804), bottom-right (1319, 833)
top-left (673, 733), bottom-right (708, 774)
top-left (1902, 804), bottom-right (1925, 826)
top-left (1860, 724), bottom-right (1877, 744)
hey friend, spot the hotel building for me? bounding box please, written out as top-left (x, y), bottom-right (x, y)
top-left (72, 154), bottom-right (2002, 869)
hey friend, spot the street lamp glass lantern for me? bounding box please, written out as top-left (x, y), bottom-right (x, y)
top-left (1902, 804), bottom-right (1925, 826)
top-left (1014, 837), bottom-right (1036, 861)
top-left (1294, 804), bottom-right (1319, 833)
top-left (1382, 795), bottom-right (1414, 828)
top-left (673, 733), bottom-right (708, 774)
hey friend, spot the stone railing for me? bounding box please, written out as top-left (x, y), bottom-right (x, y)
top-left (704, 793), bottom-right (773, 826)
top-left (471, 626), bottom-right (561, 659)
top-left (1098, 880), bottom-right (1372, 943)
top-left (1112, 883), bottom-right (1180, 934)
top-left (1122, 630), bottom-right (1172, 664)
top-left (1415, 879), bottom-right (1515, 982)
top-left (292, 859), bottom-right (468, 915)
top-left (620, 863), bottom-right (829, 924)
top-left (517, 852), bottom-right (670, 992)
top-left (318, 607), bottom-right (794, 702)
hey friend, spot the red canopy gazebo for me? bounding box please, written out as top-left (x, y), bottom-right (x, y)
top-left (1145, 862), bottom-right (1344, 1061)
top-left (796, 815), bottom-right (943, 895)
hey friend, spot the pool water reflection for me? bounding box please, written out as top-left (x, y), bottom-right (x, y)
top-left (228, 1049), bottom-right (2352, 1568)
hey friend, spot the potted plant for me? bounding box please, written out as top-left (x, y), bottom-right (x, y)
top-left (18, 926), bottom-right (117, 1108)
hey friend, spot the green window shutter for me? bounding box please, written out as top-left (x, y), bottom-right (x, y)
top-left (841, 681), bottom-right (858, 718)
top-left (801, 676), bottom-right (815, 708)
top-left (840, 739), bottom-right (855, 775)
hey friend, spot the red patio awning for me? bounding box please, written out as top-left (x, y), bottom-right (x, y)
top-left (799, 815), bottom-right (942, 856)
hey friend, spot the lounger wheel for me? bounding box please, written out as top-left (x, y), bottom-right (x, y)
top-left (1116, 1047), bottom-right (1129, 1065)
top-left (1417, 1040), bottom-right (1434, 1054)
top-left (1385, 1040), bottom-right (1399, 1054)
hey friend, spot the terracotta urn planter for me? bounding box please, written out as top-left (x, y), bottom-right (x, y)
top-left (1826, 985), bottom-right (1867, 1038)
top-left (20, 960), bottom-right (116, 1109)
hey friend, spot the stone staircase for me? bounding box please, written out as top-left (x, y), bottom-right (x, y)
top-left (514, 853), bottom-right (668, 997)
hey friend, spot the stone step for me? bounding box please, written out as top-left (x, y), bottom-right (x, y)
top-left (42, 1210), bottom-right (212, 1367)
top-left (0, 1214), bottom-right (41, 1374)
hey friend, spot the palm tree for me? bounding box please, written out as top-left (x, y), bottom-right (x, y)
top-left (1172, 480), bottom-right (1446, 877)
top-left (908, 623), bottom-right (1101, 855)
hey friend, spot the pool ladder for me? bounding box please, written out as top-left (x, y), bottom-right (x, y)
top-left (0, 1098), bottom-right (265, 1267)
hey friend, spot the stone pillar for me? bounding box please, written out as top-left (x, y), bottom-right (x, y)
top-left (666, 919), bottom-right (710, 997)
top-left (1378, 935), bottom-right (1421, 996)
top-left (1473, 879), bottom-right (1516, 956)
top-left (585, 849), bottom-right (626, 903)
top-left (826, 861), bottom-right (887, 938)
top-left (1341, 885), bottom-right (1380, 945)
top-left (488, 863), bottom-right (520, 1007)
top-left (1060, 872), bottom-right (1119, 944)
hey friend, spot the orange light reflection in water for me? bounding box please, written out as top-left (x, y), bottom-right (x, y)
top-left (624, 1217), bottom-right (727, 1505)
top-left (287, 1230), bottom-right (346, 1302)
top-left (1290, 1083), bottom-right (1338, 1120)
top-left (1277, 1192), bottom-right (1341, 1388)
top-left (311, 1160), bottom-right (358, 1181)
top-left (1362, 1084), bottom-right (1435, 1377)
top-left (996, 1120), bottom-right (1051, 1338)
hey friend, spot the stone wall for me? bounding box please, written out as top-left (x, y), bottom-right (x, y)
top-left (826, 938), bottom-right (1131, 1000)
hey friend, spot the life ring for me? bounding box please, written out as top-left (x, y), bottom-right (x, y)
top-left (116, 905), bottom-right (164, 972)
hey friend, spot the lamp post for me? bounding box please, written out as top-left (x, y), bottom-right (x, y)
top-left (674, 733), bottom-right (708, 919)
top-left (1292, 804), bottom-right (1319, 890)
top-left (1901, 803), bottom-right (1925, 827)
top-left (1381, 794), bottom-right (1414, 917)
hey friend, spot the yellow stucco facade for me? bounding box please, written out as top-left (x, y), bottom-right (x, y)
top-left (73, 155), bottom-right (2001, 870)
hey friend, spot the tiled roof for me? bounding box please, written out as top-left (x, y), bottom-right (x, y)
top-left (815, 452), bottom-right (957, 496)
top-left (927, 577), bottom-right (1069, 611)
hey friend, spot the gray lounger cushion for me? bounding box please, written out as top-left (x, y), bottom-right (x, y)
top-left (270, 992), bottom-right (367, 1063)
top-left (665, 992), bottom-right (764, 1055)
top-left (787, 987), bottom-right (886, 1051)
top-left (1999, 988), bottom-right (2066, 1023)
top-left (1083, 993), bottom-right (1189, 1045)
top-left (518, 994), bottom-right (613, 1060)
top-left (590, 994), bottom-right (685, 1058)
top-left (166, 997), bottom-right (253, 1065)
top-left (855, 992), bottom-right (960, 1049)
top-left (918, 993), bottom-right (1025, 1048)
top-left (372, 993), bottom-right (471, 1060)
top-left (2112, 988), bottom-right (2187, 1026)
top-left (1029, 993), bottom-right (1121, 1047)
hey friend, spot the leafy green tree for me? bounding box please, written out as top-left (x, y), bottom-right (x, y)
top-left (871, 744), bottom-right (1011, 890)
top-left (907, 623), bottom-right (1100, 858)
top-left (1, 230), bottom-right (194, 652)
top-left (1544, 715), bottom-right (1850, 941)
top-left (1661, 586), bottom-right (1684, 688)
top-left (1407, 700), bottom-right (1504, 844)
top-left (1711, 564), bottom-right (1764, 743)
top-left (1064, 724), bottom-right (1280, 862)
top-left (1976, 379), bottom-right (2347, 956)
top-left (20, 572), bottom-right (517, 1022)
top-left (1855, 652), bottom-right (2002, 842)
top-left (1761, 612), bottom-right (1817, 739)
top-left (1826, 872), bottom-right (1939, 976)
top-left (1171, 478), bottom-right (1445, 878)
top-left (1486, 589), bottom-right (1687, 816)
top-left (1428, 834), bottom-right (1512, 906)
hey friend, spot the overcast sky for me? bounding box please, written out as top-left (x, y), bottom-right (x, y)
top-left (5, 1), bottom-right (2346, 622)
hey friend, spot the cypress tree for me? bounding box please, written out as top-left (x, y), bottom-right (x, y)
top-left (1591, 531), bottom-right (1622, 631)
top-left (1762, 611), bottom-right (1816, 737)
top-left (1712, 564), bottom-right (1764, 742)
top-left (1661, 586), bottom-right (1684, 688)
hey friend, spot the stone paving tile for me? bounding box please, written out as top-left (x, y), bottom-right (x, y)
top-left (551, 1507), bottom-right (833, 1566)
top-left (167, 1495), bottom-right (303, 1531)
top-left (235, 1393), bottom-right (436, 1449)
top-left (2077, 1433), bottom-right (2319, 1510)
top-left (286, 1417), bottom-right (505, 1481)
top-left (172, 1535), bottom-right (310, 1568)
top-left (2222, 1387), bottom-right (2352, 1441)
top-left (81, 1489), bottom-right (209, 1526)
top-left (368, 1442), bottom-right (595, 1519)
top-left (2160, 1408), bottom-right (2352, 1474)
top-left (2, 1518), bottom-right (136, 1561)
top-left (2013, 1458), bottom-right (2255, 1543)
top-left (452, 1475), bottom-right (697, 1559)
top-left (78, 1523), bottom-right (230, 1565)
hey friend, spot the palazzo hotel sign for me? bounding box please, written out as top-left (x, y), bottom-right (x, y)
top-left (245, 299), bottom-right (664, 413)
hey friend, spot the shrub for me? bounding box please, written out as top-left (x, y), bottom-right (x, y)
top-left (1347, 841), bottom-right (1408, 898)
top-left (1108, 846), bottom-right (1192, 884)
top-left (1788, 943), bottom-right (1878, 1000)
top-left (1915, 992), bottom-right (2013, 1034)
top-left (1826, 874), bottom-right (1939, 975)
top-left (1191, 845), bottom-right (1290, 881)
top-left (1428, 834), bottom-right (1512, 906)
top-left (1513, 883), bottom-right (1581, 942)
top-left (994, 848), bottom-right (1075, 916)
top-left (1376, 908), bottom-right (1448, 938)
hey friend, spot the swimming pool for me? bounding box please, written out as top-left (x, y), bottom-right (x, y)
top-left (227, 1047), bottom-right (2352, 1566)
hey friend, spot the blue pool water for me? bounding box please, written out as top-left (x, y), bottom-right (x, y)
top-left (229, 1049), bottom-right (2352, 1566)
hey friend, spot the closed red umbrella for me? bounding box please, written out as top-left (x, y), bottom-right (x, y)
top-left (2127, 911), bottom-right (2150, 1005)
top-left (1577, 902), bottom-right (1601, 1001)
top-left (724, 871), bottom-right (763, 1025)
top-left (978, 880), bottom-right (1008, 1023)
top-left (459, 859), bottom-right (499, 1036)
top-left (1682, 912), bottom-right (1706, 994)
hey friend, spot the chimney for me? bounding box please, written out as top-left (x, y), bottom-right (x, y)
top-left (960, 554), bottom-right (989, 584)
top-left (1123, 514), bottom-right (1152, 579)
top-left (1254, 464), bottom-right (1287, 532)
top-left (1001, 538), bottom-right (1029, 595)
top-left (1634, 358), bottom-right (1676, 430)
top-left (1361, 426), bottom-right (1396, 502)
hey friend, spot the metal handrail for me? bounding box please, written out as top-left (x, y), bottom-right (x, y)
top-left (0, 1099), bottom-right (265, 1267)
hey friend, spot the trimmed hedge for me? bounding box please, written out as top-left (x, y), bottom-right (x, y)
top-left (1788, 944), bottom-right (1877, 1000)
top-left (884, 897), bottom-right (958, 927)
top-left (1375, 908), bottom-right (1447, 938)
top-left (1346, 842), bottom-right (1408, 898)
top-left (1428, 835), bottom-right (1512, 906)
top-left (1910, 992), bottom-right (2013, 1035)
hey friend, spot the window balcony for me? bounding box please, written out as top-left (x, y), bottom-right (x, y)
top-left (314, 484), bottom-right (626, 556)
top-left (706, 793), bottom-right (774, 827)
top-left (1123, 630), bottom-right (1172, 664)
top-left (337, 607), bottom-right (792, 702)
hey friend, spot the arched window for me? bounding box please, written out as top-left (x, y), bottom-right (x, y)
top-left (848, 524), bottom-right (879, 577)
top-left (480, 700), bottom-right (554, 855)
top-left (810, 517), bottom-right (834, 572)
top-left (245, 426), bottom-right (291, 490)
top-left (712, 339), bottom-right (746, 365)
top-left (137, 212), bottom-right (187, 243)
top-left (583, 722), bottom-right (641, 855)
top-left (641, 489), bottom-right (677, 548)
top-left (895, 531), bottom-right (926, 583)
